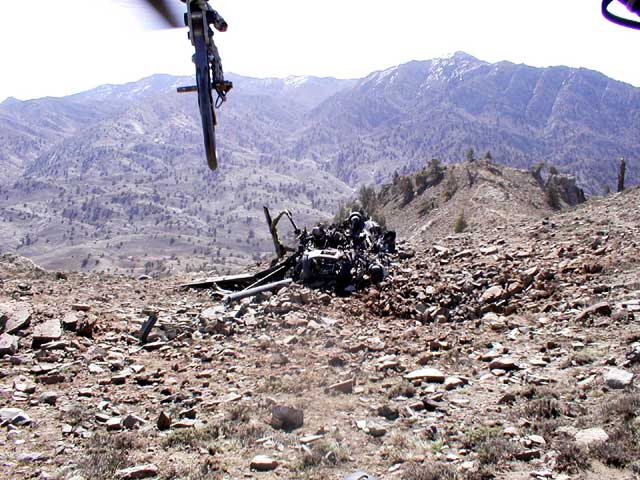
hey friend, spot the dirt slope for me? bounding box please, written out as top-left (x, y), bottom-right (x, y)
top-left (0, 187), bottom-right (639, 480)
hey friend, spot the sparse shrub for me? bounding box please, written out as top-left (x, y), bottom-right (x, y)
top-left (464, 427), bottom-right (514, 467)
top-left (454, 211), bottom-right (467, 233)
top-left (545, 180), bottom-right (561, 210)
top-left (162, 423), bottom-right (220, 449)
top-left (415, 171), bottom-right (430, 195)
top-left (466, 148), bottom-right (476, 162)
top-left (388, 381), bottom-right (416, 399)
top-left (400, 177), bottom-right (415, 206)
top-left (523, 397), bottom-right (563, 419)
top-left (604, 394), bottom-right (640, 422)
top-left (590, 423), bottom-right (640, 468)
top-left (463, 426), bottom-right (502, 450)
top-left (419, 198), bottom-right (437, 216)
top-left (227, 402), bottom-right (251, 423)
top-left (562, 348), bottom-right (599, 367)
top-left (162, 459), bottom-right (222, 480)
top-left (555, 441), bottom-right (589, 473)
top-left (294, 438), bottom-right (350, 470)
top-left (427, 158), bottom-right (445, 182)
top-left (476, 437), bottom-right (514, 466)
top-left (403, 461), bottom-right (460, 480)
top-left (430, 439), bottom-right (444, 454)
top-left (442, 173), bottom-right (458, 201)
top-left (464, 468), bottom-right (496, 480)
top-left (62, 403), bottom-right (92, 427)
top-left (531, 162), bottom-right (545, 185)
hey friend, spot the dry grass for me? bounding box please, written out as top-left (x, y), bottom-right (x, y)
top-left (382, 429), bottom-right (429, 464)
top-left (162, 423), bottom-right (221, 450)
top-left (161, 458), bottom-right (222, 480)
top-left (294, 438), bottom-right (350, 471)
top-left (77, 433), bottom-right (143, 480)
top-left (163, 403), bottom-right (270, 451)
top-left (584, 393), bottom-right (640, 469)
top-left (403, 461), bottom-right (460, 480)
top-left (255, 374), bottom-right (311, 394)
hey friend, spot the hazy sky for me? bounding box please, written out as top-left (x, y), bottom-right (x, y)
top-left (1, 0), bottom-right (639, 101)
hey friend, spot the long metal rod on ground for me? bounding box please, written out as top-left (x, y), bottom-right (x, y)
top-left (241, 260), bottom-right (294, 292)
top-left (224, 278), bottom-right (293, 303)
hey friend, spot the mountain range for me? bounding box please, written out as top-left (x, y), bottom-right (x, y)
top-left (0, 52), bottom-right (638, 273)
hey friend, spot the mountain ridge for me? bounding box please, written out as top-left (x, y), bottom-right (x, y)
top-left (0, 52), bottom-right (638, 273)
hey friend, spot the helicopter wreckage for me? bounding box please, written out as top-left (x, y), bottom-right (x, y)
top-left (182, 207), bottom-right (398, 302)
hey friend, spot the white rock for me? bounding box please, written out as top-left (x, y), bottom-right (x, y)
top-left (575, 427), bottom-right (609, 446)
top-left (0, 407), bottom-right (31, 425)
top-left (404, 368), bottom-right (445, 383)
top-left (604, 368), bottom-right (634, 389)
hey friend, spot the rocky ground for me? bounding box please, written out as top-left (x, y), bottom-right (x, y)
top-left (1, 187), bottom-right (639, 480)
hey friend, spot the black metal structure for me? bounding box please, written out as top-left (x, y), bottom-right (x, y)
top-left (187, 1), bottom-right (219, 170)
top-left (602, 0), bottom-right (640, 29)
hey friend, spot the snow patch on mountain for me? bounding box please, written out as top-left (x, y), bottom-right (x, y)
top-left (284, 76), bottom-right (311, 88)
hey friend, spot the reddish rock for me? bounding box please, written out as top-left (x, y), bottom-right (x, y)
top-left (32, 320), bottom-right (62, 348)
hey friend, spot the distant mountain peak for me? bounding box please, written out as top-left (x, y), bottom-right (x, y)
top-left (1, 96), bottom-right (22, 106)
top-left (440, 51), bottom-right (479, 61)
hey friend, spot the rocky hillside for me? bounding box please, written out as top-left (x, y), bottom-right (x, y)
top-left (0, 74), bottom-right (356, 274)
top-left (1, 52), bottom-right (638, 274)
top-left (0, 185), bottom-right (638, 480)
top-left (373, 158), bottom-right (585, 243)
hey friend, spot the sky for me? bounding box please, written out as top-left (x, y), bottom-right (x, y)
top-left (1, 0), bottom-right (640, 101)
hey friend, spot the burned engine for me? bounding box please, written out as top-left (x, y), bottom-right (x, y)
top-left (183, 208), bottom-right (398, 300)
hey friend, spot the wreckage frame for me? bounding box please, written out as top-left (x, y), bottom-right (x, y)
top-left (182, 207), bottom-right (397, 302)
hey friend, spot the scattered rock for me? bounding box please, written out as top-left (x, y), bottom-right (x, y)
top-left (271, 405), bottom-right (304, 431)
top-left (488, 358), bottom-right (520, 371)
top-left (250, 455), bottom-right (278, 471)
top-left (366, 423), bottom-right (388, 437)
top-left (444, 376), bottom-right (465, 390)
top-left (115, 464), bottom-right (158, 479)
top-left (76, 315), bottom-right (98, 337)
top-left (32, 319), bottom-right (62, 348)
top-left (325, 378), bottom-right (355, 394)
top-left (0, 333), bottom-right (19, 355)
top-left (575, 427), bottom-right (609, 446)
top-left (106, 417), bottom-right (123, 431)
top-left (39, 391), bottom-right (58, 405)
top-left (1, 303), bottom-right (31, 334)
top-left (344, 472), bottom-right (377, 480)
top-left (404, 368), bottom-right (446, 383)
top-left (604, 368), bottom-right (634, 389)
top-left (157, 411), bottom-right (171, 431)
top-left (0, 407), bottom-right (32, 426)
top-left (576, 302), bottom-right (612, 321)
top-left (377, 404), bottom-right (400, 420)
top-left (481, 286), bottom-right (503, 303)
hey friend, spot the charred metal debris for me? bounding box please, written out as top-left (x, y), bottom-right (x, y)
top-left (182, 207), bottom-right (398, 302)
